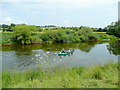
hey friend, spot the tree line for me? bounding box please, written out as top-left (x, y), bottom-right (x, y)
top-left (1, 21), bottom-right (119, 44)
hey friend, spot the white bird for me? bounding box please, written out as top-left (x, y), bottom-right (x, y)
top-left (46, 52), bottom-right (50, 53)
top-left (35, 54), bottom-right (39, 56)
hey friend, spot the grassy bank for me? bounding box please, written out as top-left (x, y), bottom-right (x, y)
top-left (1, 31), bottom-right (118, 44)
top-left (95, 33), bottom-right (117, 40)
top-left (0, 32), bottom-right (13, 44)
top-left (2, 62), bottom-right (118, 88)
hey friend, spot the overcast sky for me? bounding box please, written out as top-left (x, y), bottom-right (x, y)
top-left (1, 0), bottom-right (119, 28)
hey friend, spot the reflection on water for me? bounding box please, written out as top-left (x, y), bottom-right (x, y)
top-left (1, 41), bottom-right (120, 72)
top-left (107, 41), bottom-right (120, 55)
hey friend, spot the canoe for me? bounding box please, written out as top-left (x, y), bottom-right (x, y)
top-left (57, 50), bottom-right (74, 56)
top-left (58, 53), bottom-right (68, 56)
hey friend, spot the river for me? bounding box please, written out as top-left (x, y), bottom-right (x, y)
top-left (1, 40), bottom-right (120, 72)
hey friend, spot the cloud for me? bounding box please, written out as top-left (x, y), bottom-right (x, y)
top-left (63, 20), bottom-right (71, 26)
top-left (2, 0), bottom-right (118, 27)
top-left (2, 17), bottom-right (28, 24)
top-left (2, 0), bottom-right (119, 8)
top-left (3, 17), bottom-right (13, 23)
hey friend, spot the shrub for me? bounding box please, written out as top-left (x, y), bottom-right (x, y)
top-left (12, 25), bottom-right (38, 44)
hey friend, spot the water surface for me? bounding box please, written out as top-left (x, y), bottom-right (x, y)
top-left (2, 41), bottom-right (120, 72)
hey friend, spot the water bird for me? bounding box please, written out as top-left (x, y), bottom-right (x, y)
top-left (46, 52), bottom-right (50, 53)
top-left (35, 54), bottom-right (39, 56)
top-left (53, 58), bottom-right (56, 61)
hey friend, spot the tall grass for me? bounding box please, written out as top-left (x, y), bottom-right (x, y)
top-left (2, 62), bottom-right (118, 88)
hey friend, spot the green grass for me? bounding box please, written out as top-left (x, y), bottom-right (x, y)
top-left (0, 32), bottom-right (13, 44)
top-left (94, 33), bottom-right (118, 40)
top-left (2, 62), bottom-right (118, 88)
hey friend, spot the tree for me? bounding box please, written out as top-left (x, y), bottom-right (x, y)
top-left (107, 21), bottom-right (120, 37)
top-left (12, 24), bottom-right (39, 44)
top-left (10, 23), bottom-right (16, 27)
top-left (2, 24), bottom-right (9, 32)
top-left (7, 23), bottom-right (16, 32)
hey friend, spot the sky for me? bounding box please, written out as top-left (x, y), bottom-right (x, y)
top-left (1, 0), bottom-right (119, 28)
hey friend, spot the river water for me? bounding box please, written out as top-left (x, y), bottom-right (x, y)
top-left (1, 41), bottom-right (120, 72)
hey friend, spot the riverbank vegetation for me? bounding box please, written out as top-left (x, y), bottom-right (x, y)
top-left (0, 21), bottom-right (119, 44)
top-left (2, 62), bottom-right (118, 88)
top-left (0, 32), bottom-right (13, 44)
top-left (1, 31), bottom-right (117, 45)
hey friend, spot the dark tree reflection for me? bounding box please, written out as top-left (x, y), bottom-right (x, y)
top-left (107, 40), bottom-right (120, 55)
top-left (2, 41), bottom-right (115, 54)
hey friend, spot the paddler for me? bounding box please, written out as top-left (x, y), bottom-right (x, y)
top-left (61, 48), bottom-right (66, 53)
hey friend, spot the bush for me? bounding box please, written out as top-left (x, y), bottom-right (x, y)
top-left (107, 21), bottom-right (120, 38)
top-left (12, 25), bottom-right (38, 44)
top-left (38, 28), bottom-right (98, 43)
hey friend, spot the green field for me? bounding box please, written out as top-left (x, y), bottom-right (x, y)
top-left (2, 62), bottom-right (118, 88)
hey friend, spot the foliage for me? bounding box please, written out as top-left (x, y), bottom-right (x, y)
top-left (0, 32), bottom-right (13, 44)
top-left (95, 33), bottom-right (118, 40)
top-left (107, 40), bottom-right (120, 55)
top-left (78, 27), bottom-right (97, 41)
top-left (1, 31), bottom-right (118, 45)
top-left (2, 62), bottom-right (118, 88)
top-left (1, 21), bottom-right (119, 44)
top-left (1, 23), bottom-right (16, 32)
top-left (12, 24), bottom-right (40, 44)
top-left (107, 21), bottom-right (120, 38)
top-left (38, 28), bottom-right (98, 43)
top-left (93, 28), bottom-right (107, 32)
